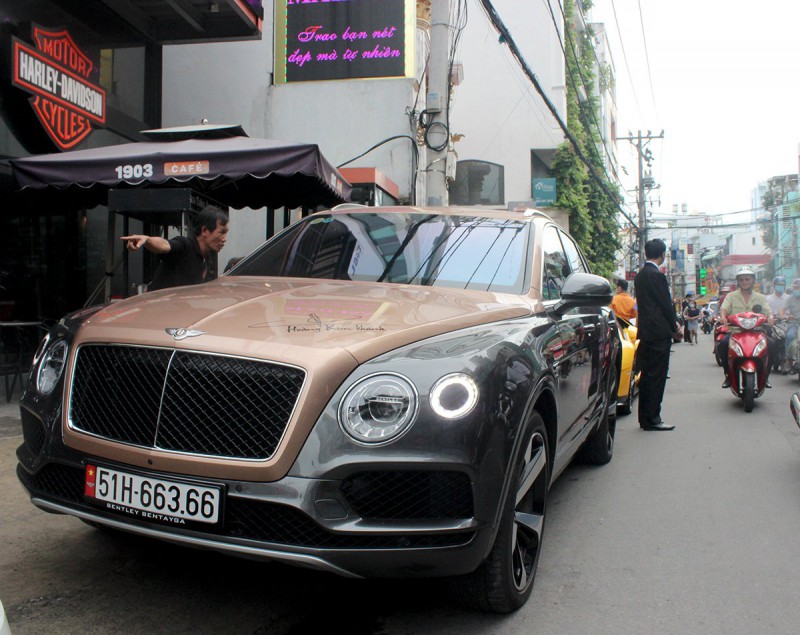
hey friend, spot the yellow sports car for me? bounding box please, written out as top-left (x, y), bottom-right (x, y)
top-left (616, 317), bottom-right (640, 415)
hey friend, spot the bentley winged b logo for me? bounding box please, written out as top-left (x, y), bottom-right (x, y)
top-left (165, 328), bottom-right (206, 341)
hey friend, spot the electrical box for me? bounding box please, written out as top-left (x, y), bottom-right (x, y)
top-left (426, 91), bottom-right (442, 113)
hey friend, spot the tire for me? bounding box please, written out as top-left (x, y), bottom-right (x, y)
top-left (742, 373), bottom-right (755, 412)
top-left (618, 360), bottom-right (637, 416)
top-left (580, 377), bottom-right (616, 465)
top-left (451, 414), bottom-right (549, 613)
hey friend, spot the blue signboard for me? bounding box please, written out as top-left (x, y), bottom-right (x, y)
top-left (532, 178), bottom-right (557, 206)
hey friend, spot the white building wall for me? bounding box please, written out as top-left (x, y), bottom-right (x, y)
top-left (160, 0), bottom-right (567, 260)
top-left (448, 0), bottom-right (566, 201)
top-left (729, 230), bottom-right (766, 254)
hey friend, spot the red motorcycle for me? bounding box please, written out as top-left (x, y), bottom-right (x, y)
top-left (723, 312), bottom-right (770, 412)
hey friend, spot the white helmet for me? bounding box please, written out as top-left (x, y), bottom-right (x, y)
top-left (736, 266), bottom-right (755, 278)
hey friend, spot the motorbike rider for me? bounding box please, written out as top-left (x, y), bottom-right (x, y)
top-left (766, 275), bottom-right (789, 317)
top-left (719, 266), bottom-right (776, 388)
top-left (766, 276), bottom-right (789, 372)
top-left (701, 305), bottom-right (713, 333)
top-left (782, 278), bottom-right (800, 369)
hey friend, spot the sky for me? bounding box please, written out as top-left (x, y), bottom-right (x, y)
top-left (589, 0), bottom-right (800, 221)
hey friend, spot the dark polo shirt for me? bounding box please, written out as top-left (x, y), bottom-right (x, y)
top-left (148, 235), bottom-right (214, 291)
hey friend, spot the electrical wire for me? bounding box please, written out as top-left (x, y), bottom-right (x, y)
top-left (477, 0), bottom-right (639, 231)
top-left (636, 0), bottom-right (659, 123)
top-left (337, 135), bottom-right (420, 205)
top-left (608, 0), bottom-right (645, 122)
top-left (547, 0), bottom-right (625, 190)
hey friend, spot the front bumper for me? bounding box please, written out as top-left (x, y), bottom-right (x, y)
top-left (17, 417), bottom-right (493, 579)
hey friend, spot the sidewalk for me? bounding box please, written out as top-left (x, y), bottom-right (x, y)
top-left (0, 395), bottom-right (22, 440)
top-left (0, 395), bottom-right (21, 417)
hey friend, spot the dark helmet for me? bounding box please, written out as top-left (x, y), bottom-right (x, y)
top-left (774, 276), bottom-right (786, 284)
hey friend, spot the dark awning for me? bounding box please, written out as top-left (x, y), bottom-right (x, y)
top-left (10, 125), bottom-right (351, 211)
top-left (3, 0), bottom-right (263, 48)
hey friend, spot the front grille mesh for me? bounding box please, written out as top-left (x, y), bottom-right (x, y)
top-left (70, 345), bottom-right (305, 460)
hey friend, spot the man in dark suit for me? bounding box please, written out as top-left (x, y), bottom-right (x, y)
top-left (634, 238), bottom-right (680, 431)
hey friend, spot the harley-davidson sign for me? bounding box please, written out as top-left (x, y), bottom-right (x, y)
top-left (11, 25), bottom-right (106, 150)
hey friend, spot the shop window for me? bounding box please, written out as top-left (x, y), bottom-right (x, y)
top-left (450, 160), bottom-right (504, 206)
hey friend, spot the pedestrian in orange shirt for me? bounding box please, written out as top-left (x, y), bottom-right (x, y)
top-left (610, 279), bottom-right (637, 322)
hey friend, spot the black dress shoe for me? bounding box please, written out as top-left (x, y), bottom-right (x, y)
top-left (642, 421), bottom-right (675, 431)
top-left (721, 378), bottom-right (730, 388)
top-left (765, 380), bottom-right (772, 389)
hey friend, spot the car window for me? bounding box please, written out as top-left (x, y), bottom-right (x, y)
top-left (232, 212), bottom-right (531, 294)
top-left (541, 225), bottom-right (568, 300)
top-left (560, 231), bottom-right (588, 274)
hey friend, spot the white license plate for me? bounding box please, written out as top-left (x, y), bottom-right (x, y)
top-left (84, 465), bottom-right (221, 524)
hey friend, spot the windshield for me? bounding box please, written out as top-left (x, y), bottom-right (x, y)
top-left (230, 212), bottom-right (531, 293)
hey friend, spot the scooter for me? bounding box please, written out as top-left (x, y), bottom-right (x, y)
top-left (771, 318), bottom-right (791, 375)
top-left (723, 311), bottom-right (770, 412)
top-left (701, 313), bottom-right (713, 334)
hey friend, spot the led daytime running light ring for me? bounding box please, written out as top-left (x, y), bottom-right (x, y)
top-left (430, 373), bottom-right (479, 419)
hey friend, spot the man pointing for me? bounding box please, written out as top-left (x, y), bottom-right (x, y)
top-left (122, 206), bottom-right (229, 292)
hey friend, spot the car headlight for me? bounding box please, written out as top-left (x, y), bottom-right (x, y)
top-left (339, 373), bottom-right (418, 444)
top-left (430, 373), bottom-right (479, 419)
top-left (36, 339), bottom-right (68, 396)
top-left (730, 339), bottom-right (744, 357)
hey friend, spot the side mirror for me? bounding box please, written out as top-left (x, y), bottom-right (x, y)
top-left (553, 273), bottom-right (613, 316)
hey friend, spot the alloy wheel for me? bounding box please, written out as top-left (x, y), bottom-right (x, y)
top-left (511, 430), bottom-right (547, 591)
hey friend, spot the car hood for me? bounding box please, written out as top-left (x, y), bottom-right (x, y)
top-left (79, 277), bottom-right (533, 364)
top-left (64, 277), bottom-right (533, 480)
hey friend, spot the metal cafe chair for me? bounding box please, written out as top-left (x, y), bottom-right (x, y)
top-left (0, 321), bottom-right (46, 402)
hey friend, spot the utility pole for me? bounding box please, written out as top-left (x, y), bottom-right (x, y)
top-left (425, 0), bottom-right (450, 206)
top-left (618, 130), bottom-right (664, 266)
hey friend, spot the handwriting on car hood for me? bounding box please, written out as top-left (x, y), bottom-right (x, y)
top-left (83, 278), bottom-right (532, 363)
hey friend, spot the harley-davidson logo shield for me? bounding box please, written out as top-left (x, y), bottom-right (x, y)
top-left (11, 24), bottom-right (106, 150)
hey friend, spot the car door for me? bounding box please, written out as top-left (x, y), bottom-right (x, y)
top-left (559, 229), bottom-right (603, 408)
top-left (540, 225), bottom-right (594, 450)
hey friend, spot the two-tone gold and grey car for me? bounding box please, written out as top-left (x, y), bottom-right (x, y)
top-left (17, 206), bottom-right (620, 613)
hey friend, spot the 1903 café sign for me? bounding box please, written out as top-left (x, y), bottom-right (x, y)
top-left (11, 25), bottom-right (106, 150)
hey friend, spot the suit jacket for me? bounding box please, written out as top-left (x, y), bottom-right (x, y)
top-left (634, 261), bottom-right (677, 341)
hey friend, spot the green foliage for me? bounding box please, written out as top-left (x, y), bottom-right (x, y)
top-left (761, 184), bottom-right (778, 252)
top-left (550, 0), bottom-right (621, 277)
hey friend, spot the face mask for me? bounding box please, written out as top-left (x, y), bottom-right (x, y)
top-left (793, 290), bottom-right (800, 298)
top-left (775, 286), bottom-right (785, 293)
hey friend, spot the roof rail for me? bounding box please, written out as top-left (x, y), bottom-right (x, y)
top-left (520, 208), bottom-right (555, 222)
top-left (330, 203), bottom-right (370, 210)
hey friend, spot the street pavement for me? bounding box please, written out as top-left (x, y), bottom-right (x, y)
top-left (4, 334), bottom-right (800, 633)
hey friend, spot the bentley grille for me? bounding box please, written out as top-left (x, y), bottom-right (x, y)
top-left (69, 345), bottom-right (305, 460)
